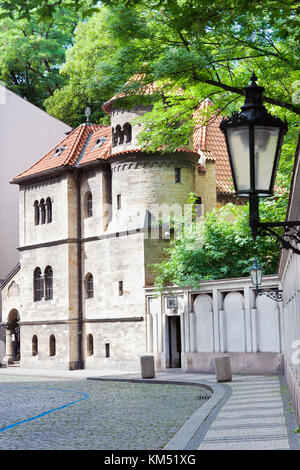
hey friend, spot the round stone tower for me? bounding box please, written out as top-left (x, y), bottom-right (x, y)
top-left (102, 90), bottom-right (199, 232)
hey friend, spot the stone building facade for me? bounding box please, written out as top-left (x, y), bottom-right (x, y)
top-left (0, 91), bottom-right (236, 371)
top-left (145, 276), bottom-right (283, 375)
top-left (278, 135), bottom-right (300, 424)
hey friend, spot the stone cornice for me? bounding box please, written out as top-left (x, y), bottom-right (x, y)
top-left (1, 317), bottom-right (144, 327)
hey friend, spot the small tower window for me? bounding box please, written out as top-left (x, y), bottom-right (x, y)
top-left (105, 343), bottom-right (110, 358)
top-left (119, 281), bottom-right (123, 296)
top-left (175, 167), bottom-right (181, 183)
top-left (86, 273), bottom-right (94, 298)
top-left (34, 267), bottom-right (43, 302)
top-left (32, 335), bottom-right (38, 356)
top-left (34, 200), bottom-right (40, 226)
top-left (112, 127), bottom-right (118, 147)
top-left (49, 335), bottom-right (56, 357)
top-left (87, 334), bottom-right (94, 356)
top-left (44, 266), bottom-right (53, 300)
top-left (123, 123), bottom-right (132, 143)
top-left (115, 125), bottom-right (124, 145)
top-left (117, 194), bottom-right (121, 210)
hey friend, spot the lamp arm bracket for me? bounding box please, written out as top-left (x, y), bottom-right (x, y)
top-left (257, 289), bottom-right (283, 302)
top-left (257, 222), bottom-right (300, 255)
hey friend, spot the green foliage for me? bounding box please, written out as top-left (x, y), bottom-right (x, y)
top-left (152, 193), bottom-right (288, 290)
top-left (0, 8), bottom-right (81, 109)
top-left (0, 0), bottom-right (298, 288)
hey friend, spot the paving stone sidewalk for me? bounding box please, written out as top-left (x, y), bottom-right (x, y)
top-left (196, 375), bottom-right (290, 450)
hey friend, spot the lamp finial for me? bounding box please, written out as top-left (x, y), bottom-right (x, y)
top-left (250, 71), bottom-right (258, 85)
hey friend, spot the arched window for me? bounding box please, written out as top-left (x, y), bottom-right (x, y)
top-left (115, 125), bottom-right (124, 145)
top-left (85, 273), bottom-right (94, 298)
top-left (49, 335), bottom-right (56, 357)
top-left (46, 197), bottom-right (52, 223)
top-left (112, 127), bottom-right (118, 147)
top-left (32, 335), bottom-right (38, 356)
top-left (34, 200), bottom-right (40, 225)
top-left (123, 123), bottom-right (132, 143)
top-left (40, 199), bottom-right (46, 224)
top-left (44, 266), bottom-right (53, 300)
top-left (87, 334), bottom-right (94, 356)
top-left (85, 192), bottom-right (93, 218)
top-left (34, 267), bottom-right (43, 302)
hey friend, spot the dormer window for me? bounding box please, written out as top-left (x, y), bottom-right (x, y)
top-left (52, 146), bottom-right (66, 157)
top-left (94, 137), bottom-right (107, 149)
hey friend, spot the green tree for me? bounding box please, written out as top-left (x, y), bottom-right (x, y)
top-left (42, 1), bottom-right (299, 147)
top-left (44, 9), bottom-right (127, 127)
top-left (152, 193), bottom-right (289, 290)
top-left (0, 8), bottom-right (82, 109)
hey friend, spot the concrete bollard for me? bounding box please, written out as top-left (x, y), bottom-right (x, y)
top-left (214, 355), bottom-right (232, 382)
top-left (140, 355), bottom-right (155, 379)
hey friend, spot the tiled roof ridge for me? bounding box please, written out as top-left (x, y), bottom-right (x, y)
top-left (13, 124), bottom-right (107, 182)
top-left (63, 124), bottom-right (87, 166)
top-left (12, 125), bottom-right (82, 181)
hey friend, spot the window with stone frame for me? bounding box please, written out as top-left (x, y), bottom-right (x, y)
top-left (85, 273), bottom-right (94, 298)
top-left (46, 197), bottom-right (52, 223)
top-left (32, 335), bottom-right (38, 356)
top-left (85, 191), bottom-right (93, 218)
top-left (118, 280), bottom-right (123, 296)
top-left (34, 200), bottom-right (40, 225)
top-left (117, 194), bottom-right (121, 210)
top-left (175, 167), bottom-right (181, 183)
top-left (123, 123), bottom-right (132, 143)
top-left (49, 335), bottom-right (56, 357)
top-left (44, 266), bottom-right (53, 300)
top-left (87, 334), bottom-right (94, 356)
top-left (33, 267), bottom-right (43, 302)
top-left (115, 124), bottom-right (124, 145)
top-left (40, 199), bottom-right (46, 224)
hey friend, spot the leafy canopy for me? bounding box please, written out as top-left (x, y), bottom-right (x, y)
top-left (152, 194), bottom-right (289, 290)
top-left (0, 7), bottom-right (83, 109)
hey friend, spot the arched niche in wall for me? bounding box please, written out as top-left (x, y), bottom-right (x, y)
top-left (223, 292), bottom-right (246, 352)
top-left (193, 294), bottom-right (214, 352)
top-left (8, 281), bottom-right (20, 297)
top-left (256, 294), bottom-right (280, 352)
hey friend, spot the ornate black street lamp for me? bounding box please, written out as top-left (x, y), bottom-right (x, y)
top-left (220, 72), bottom-right (300, 254)
top-left (249, 258), bottom-right (283, 302)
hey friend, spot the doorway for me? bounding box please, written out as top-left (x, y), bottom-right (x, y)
top-left (167, 316), bottom-right (181, 368)
top-left (7, 309), bottom-right (20, 364)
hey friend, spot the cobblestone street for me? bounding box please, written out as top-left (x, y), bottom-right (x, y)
top-left (0, 375), bottom-right (207, 450)
top-left (0, 371), bottom-right (299, 451)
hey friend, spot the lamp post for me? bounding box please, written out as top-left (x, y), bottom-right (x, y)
top-left (249, 258), bottom-right (262, 292)
top-left (220, 72), bottom-right (300, 254)
top-left (249, 258), bottom-right (283, 302)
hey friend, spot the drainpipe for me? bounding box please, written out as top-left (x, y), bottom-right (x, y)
top-left (76, 169), bottom-right (83, 369)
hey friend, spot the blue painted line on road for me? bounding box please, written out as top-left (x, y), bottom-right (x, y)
top-left (0, 385), bottom-right (89, 433)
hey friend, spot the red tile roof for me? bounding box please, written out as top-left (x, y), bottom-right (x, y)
top-left (13, 124), bottom-right (111, 182)
top-left (193, 100), bottom-right (233, 194)
top-left (13, 111), bottom-right (233, 195)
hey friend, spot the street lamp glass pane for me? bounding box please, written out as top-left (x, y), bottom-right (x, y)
top-left (254, 126), bottom-right (280, 194)
top-left (250, 265), bottom-right (263, 287)
top-left (227, 127), bottom-right (250, 195)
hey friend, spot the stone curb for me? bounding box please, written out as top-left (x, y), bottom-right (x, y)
top-left (163, 383), bottom-right (226, 450)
